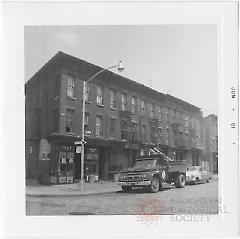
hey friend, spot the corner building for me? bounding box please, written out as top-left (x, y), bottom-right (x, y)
top-left (25, 52), bottom-right (205, 183)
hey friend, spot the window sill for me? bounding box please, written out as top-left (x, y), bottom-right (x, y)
top-left (67, 96), bottom-right (77, 101)
top-left (86, 100), bottom-right (91, 104)
top-left (96, 135), bottom-right (104, 138)
top-left (65, 132), bottom-right (76, 135)
top-left (54, 96), bottom-right (60, 100)
top-left (110, 107), bottom-right (117, 111)
top-left (97, 104), bottom-right (104, 107)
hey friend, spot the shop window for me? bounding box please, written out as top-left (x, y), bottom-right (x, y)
top-left (131, 96), bottom-right (137, 114)
top-left (121, 93), bottom-right (127, 111)
top-left (96, 115), bottom-right (103, 136)
top-left (110, 118), bottom-right (116, 138)
top-left (110, 89), bottom-right (116, 109)
top-left (58, 151), bottom-right (74, 177)
top-left (66, 109), bottom-right (74, 133)
top-left (65, 74), bottom-right (75, 98)
top-left (96, 86), bottom-right (103, 105)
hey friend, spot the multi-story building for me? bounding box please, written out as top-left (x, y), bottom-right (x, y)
top-left (25, 51), bottom-right (205, 184)
top-left (203, 114), bottom-right (218, 173)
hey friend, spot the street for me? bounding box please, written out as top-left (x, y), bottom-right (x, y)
top-left (26, 179), bottom-right (218, 216)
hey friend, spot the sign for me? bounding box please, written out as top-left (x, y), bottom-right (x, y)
top-left (76, 145), bottom-right (82, 154)
top-left (75, 141), bottom-right (82, 145)
top-left (74, 140), bottom-right (87, 145)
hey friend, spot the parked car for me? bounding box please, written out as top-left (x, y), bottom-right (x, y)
top-left (186, 166), bottom-right (212, 184)
top-left (118, 151), bottom-right (187, 193)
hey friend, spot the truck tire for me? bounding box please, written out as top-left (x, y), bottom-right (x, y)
top-left (149, 177), bottom-right (160, 193)
top-left (174, 174), bottom-right (186, 188)
top-left (121, 186), bottom-right (132, 193)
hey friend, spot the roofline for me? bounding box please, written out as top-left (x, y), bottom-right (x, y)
top-left (25, 51), bottom-right (202, 111)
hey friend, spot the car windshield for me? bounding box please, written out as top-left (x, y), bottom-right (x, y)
top-left (187, 166), bottom-right (200, 171)
top-left (134, 159), bottom-right (157, 168)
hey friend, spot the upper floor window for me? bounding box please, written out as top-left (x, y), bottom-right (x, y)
top-left (84, 113), bottom-right (90, 133)
top-left (141, 99), bottom-right (145, 113)
top-left (53, 108), bottom-right (59, 132)
top-left (110, 118), bottom-right (116, 138)
top-left (66, 75), bottom-right (75, 98)
top-left (156, 106), bottom-right (161, 120)
top-left (149, 103), bottom-right (154, 118)
top-left (96, 86), bottom-right (103, 105)
top-left (66, 109), bottom-right (74, 133)
top-left (85, 83), bottom-right (90, 102)
top-left (110, 89), bottom-right (116, 109)
top-left (54, 74), bottom-right (61, 98)
top-left (165, 107), bottom-right (169, 122)
top-left (96, 115), bottom-right (103, 136)
top-left (121, 93), bottom-right (127, 111)
top-left (131, 96), bottom-right (137, 114)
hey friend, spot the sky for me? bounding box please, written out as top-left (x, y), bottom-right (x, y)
top-left (25, 25), bottom-right (217, 116)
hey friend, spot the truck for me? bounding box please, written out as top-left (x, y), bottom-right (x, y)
top-left (118, 151), bottom-right (187, 193)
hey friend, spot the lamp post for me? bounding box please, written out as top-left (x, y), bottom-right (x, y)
top-left (79, 61), bottom-right (124, 190)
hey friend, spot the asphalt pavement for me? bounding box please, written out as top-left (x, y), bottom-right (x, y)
top-left (26, 179), bottom-right (218, 215)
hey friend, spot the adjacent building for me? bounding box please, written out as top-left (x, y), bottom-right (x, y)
top-left (25, 51), bottom-right (215, 184)
top-left (203, 114), bottom-right (218, 173)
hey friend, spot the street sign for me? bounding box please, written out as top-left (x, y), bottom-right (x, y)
top-left (75, 141), bottom-right (82, 145)
top-left (76, 145), bottom-right (82, 153)
top-left (80, 140), bottom-right (87, 145)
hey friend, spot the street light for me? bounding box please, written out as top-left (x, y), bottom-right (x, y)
top-left (79, 61), bottom-right (124, 190)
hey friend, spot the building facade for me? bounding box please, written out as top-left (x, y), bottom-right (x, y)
top-left (203, 114), bottom-right (218, 173)
top-left (25, 51), bottom-right (208, 184)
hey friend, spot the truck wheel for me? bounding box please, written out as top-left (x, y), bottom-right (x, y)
top-left (121, 186), bottom-right (132, 193)
top-left (149, 177), bottom-right (160, 193)
top-left (174, 174), bottom-right (186, 188)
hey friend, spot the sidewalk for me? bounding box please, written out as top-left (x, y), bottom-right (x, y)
top-left (26, 181), bottom-right (121, 197)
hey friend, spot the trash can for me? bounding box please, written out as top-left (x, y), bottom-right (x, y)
top-left (114, 173), bottom-right (120, 182)
top-left (89, 175), bottom-right (95, 183)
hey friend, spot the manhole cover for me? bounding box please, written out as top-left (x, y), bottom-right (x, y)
top-left (68, 212), bottom-right (94, 215)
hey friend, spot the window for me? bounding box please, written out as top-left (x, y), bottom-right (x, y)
top-left (131, 96), bottom-right (137, 114)
top-left (120, 119), bottom-right (128, 140)
top-left (85, 83), bottom-right (90, 102)
top-left (84, 113), bottom-right (90, 133)
top-left (165, 107), bottom-right (169, 122)
top-left (53, 108), bottom-right (59, 132)
top-left (96, 86), bottom-right (103, 105)
top-left (54, 74), bottom-right (61, 98)
top-left (110, 89), bottom-right (116, 109)
top-left (131, 122), bottom-right (138, 142)
top-left (150, 103), bottom-right (154, 118)
top-left (66, 75), bottom-right (75, 98)
top-left (66, 109), bottom-right (74, 133)
top-left (142, 124), bottom-right (147, 142)
top-left (156, 106), bottom-right (161, 120)
top-left (110, 118), bottom-right (116, 138)
top-left (141, 100), bottom-right (145, 112)
top-left (96, 115), bottom-right (103, 136)
top-left (121, 93), bottom-right (127, 111)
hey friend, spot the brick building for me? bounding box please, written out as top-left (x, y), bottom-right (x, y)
top-left (203, 114), bottom-right (218, 173)
top-left (25, 51), bottom-right (206, 184)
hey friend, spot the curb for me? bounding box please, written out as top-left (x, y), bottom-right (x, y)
top-left (26, 190), bottom-right (120, 197)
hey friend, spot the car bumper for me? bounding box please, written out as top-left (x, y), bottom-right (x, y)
top-left (186, 177), bottom-right (196, 182)
top-left (118, 181), bottom-right (151, 186)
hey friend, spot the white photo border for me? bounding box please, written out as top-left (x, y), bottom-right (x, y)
top-left (1, 1), bottom-right (239, 238)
